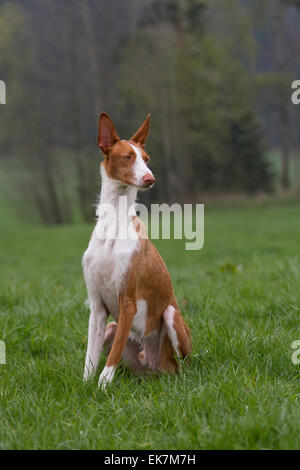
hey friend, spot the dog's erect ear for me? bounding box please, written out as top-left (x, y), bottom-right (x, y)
top-left (130, 114), bottom-right (151, 146)
top-left (98, 112), bottom-right (120, 153)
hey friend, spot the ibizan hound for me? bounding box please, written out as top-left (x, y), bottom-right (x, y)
top-left (82, 112), bottom-right (192, 389)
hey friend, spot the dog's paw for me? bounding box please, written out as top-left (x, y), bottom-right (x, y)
top-left (98, 366), bottom-right (115, 390)
top-left (83, 365), bottom-right (95, 382)
top-left (139, 350), bottom-right (147, 366)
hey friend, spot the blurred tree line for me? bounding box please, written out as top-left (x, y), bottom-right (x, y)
top-left (0, 0), bottom-right (299, 224)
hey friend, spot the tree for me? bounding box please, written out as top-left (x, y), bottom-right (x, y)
top-left (227, 111), bottom-right (272, 193)
top-left (273, 0), bottom-right (291, 189)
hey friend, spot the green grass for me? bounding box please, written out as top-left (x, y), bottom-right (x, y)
top-left (0, 197), bottom-right (300, 450)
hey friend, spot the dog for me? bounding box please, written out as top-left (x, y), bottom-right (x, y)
top-left (82, 112), bottom-right (191, 388)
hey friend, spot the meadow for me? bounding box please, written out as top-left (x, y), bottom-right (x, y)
top-left (0, 197), bottom-right (300, 450)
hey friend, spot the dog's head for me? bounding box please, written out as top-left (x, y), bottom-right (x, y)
top-left (98, 112), bottom-right (155, 190)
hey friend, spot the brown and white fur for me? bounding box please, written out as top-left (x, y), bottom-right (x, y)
top-left (82, 112), bottom-right (191, 389)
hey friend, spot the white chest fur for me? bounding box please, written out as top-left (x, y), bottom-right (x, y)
top-left (82, 167), bottom-right (140, 320)
top-left (83, 233), bottom-right (139, 316)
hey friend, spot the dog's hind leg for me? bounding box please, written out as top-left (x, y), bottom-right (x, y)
top-left (158, 305), bottom-right (192, 373)
top-left (103, 322), bottom-right (145, 375)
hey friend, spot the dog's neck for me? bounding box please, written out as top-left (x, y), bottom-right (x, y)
top-left (96, 164), bottom-right (137, 219)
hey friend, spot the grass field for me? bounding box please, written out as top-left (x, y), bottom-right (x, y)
top-left (0, 197), bottom-right (300, 450)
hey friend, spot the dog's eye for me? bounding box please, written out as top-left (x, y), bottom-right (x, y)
top-left (124, 155), bottom-right (132, 161)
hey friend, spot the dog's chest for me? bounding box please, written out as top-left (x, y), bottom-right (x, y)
top-left (83, 230), bottom-right (139, 318)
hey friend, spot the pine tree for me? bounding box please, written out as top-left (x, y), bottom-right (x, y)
top-left (227, 111), bottom-right (273, 193)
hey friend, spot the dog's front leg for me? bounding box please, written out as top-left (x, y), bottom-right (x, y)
top-left (84, 301), bottom-right (107, 381)
top-left (98, 295), bottom-right (136, 389)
